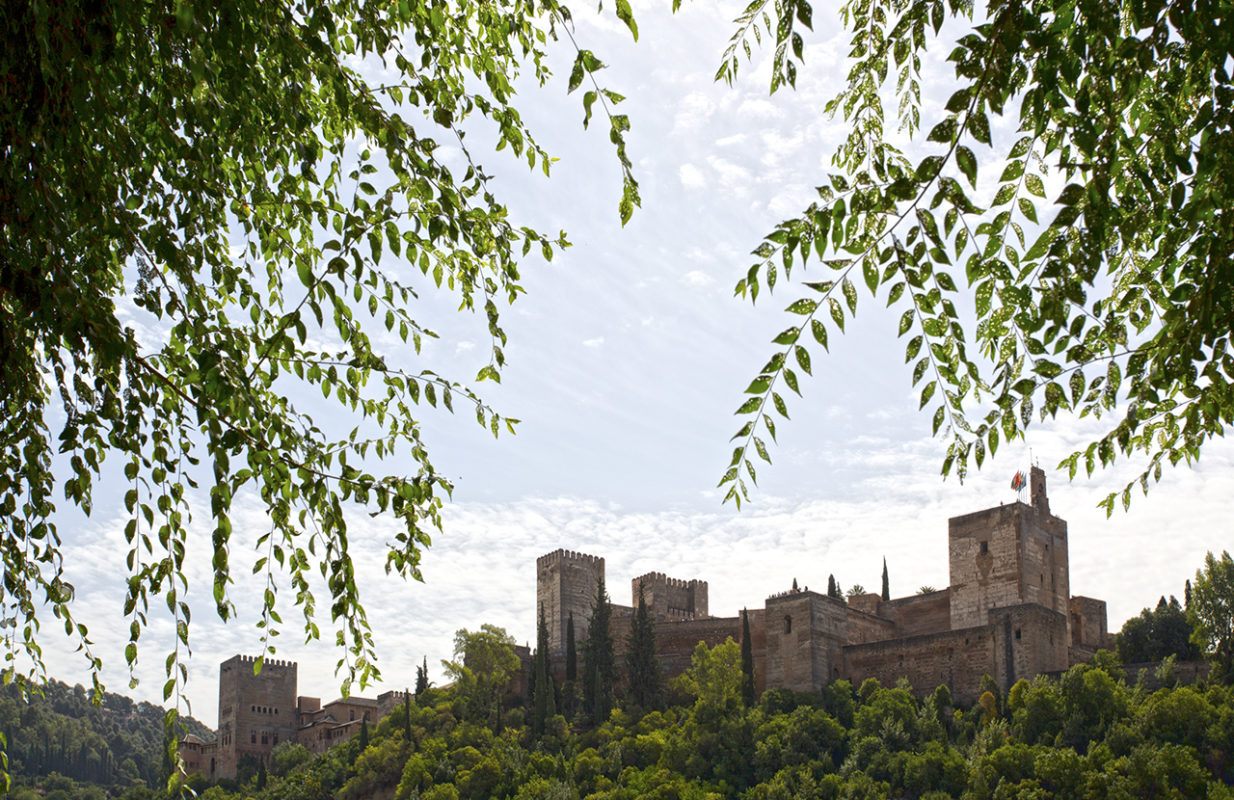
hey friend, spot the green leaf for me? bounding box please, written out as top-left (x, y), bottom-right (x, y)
top-left (811, 319), bottom-right (829, 350)
top-left (956, 146), bottom-right (977, 188)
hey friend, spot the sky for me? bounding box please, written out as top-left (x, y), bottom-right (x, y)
top-left (32, 0), bottom-right (1234, 728)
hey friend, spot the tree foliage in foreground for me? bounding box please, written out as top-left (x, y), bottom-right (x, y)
top-left (1, 0), bottom-right (637, 749)
top-left (720, 0), bottom-right (1234, 513)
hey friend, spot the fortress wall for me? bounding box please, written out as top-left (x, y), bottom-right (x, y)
top-left (989, 603), bottom-right (1068, 692)
top-left (843, 626), bottom-right (996, 704)
top-left (843, 603), bottom-right (897, 644)
top-left (765, 593), bottom-right (849, 692)
top-left (1069, 596), bottom-right (1109, 649)
top-left (882, 589), bottom-right (952, 637)
top-left (653, 616), bottom-right (743, 677)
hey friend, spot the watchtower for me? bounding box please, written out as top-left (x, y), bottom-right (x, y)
top-left (536, 550), bottom-right (605, 654)
top-left (216, 655), bottom-right (298, 779)
top-left (948, 466), bottom-right (1070, 635)
top-left (631, 572), bottom-right (709, 619)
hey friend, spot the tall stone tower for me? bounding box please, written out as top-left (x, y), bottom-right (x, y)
top-left (948, 466), bottom-right (1070, 635)
top-left (537, 550), bottom-right (604, 655)
top-left (216, 655), bottom-right (298, 779)
top-left (631, 572), bottom-right (709, 619)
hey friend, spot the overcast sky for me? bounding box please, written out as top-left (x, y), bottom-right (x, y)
top-left (35, 0), bottom-right (1234, 728)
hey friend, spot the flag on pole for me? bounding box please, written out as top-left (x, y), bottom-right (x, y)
top-left (1010, 471), bottom-right (1027, 492)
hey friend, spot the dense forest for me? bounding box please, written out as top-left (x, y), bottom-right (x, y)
top-left (0, 679), bottom-right (211, 798)
top-left (11, 648), bottom-right (1234, 800)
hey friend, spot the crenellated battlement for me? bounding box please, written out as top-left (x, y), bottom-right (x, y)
top-left (233, 655), bottom-right (296, 669)
top-left (537, 549), bottom-right (605, 568)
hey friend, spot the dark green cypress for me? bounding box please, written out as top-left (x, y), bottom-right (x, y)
top-left (532, 604), bottom-right (556, 736)
top-left (415, 656), bottom-right (430, 706)
top-left (741, 608), bottom-right (755, 707)
top-left (403, 687), bottom-right (412, 742)
top-left (881, 557), bottom-right (890, 601)
top-left (566, 611), bottom-right (577, 682)
top-left (582, 575), bottom-right (614, 725)
top-left (359, 717), bottom-right (369, 750)
top-left (625, 583), bottom-right (661, 709)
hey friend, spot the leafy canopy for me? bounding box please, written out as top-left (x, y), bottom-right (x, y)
top-left (719, 0), bottom-right (1234, 513)
top-left (1, 0), bottom-right (637, 720)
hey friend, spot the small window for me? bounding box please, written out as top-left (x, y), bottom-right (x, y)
top-left (980, 541), bottom-right (989, 554)
top-left (251, 732), bottom-right (256, 744)
top-left (1015, 628), bottom-right (1022, 640)
top-left (350, 710), bottom-right (355, 721)
top-left (784, 615), bottom-right (792, 634)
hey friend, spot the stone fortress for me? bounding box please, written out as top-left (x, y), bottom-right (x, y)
top-left (184, 466), bottom-right (1111, 778)
top-left (180, 655), bottom-right (410, 780)
top-left (540, 466), bottom-right (1111, 702)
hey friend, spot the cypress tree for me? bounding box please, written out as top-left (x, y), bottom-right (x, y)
top-left (582, 575), bottom-right (614, 725)
top-left (741, 608), bottom-right (755, 707)
top-left (532, 604), bottom-right (556, 736)
top-left (566, 610), bottom-right (577, 682)
top-left (881, 557), bottom-right (890, 601)
top-left (625, 583), bottom-right (661, 709)
top-left (415, 656), bottom-right (430, 706)
top-left (403, 687), bottom-right (412, 742)
top-left (828, 574), bottom-right (838, 598)
top-left (564, 610), bottom-right (578, 717)
top-left (359, 717), bottom-right (369, 750)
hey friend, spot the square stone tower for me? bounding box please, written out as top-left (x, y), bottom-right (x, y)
top-left (948, 467), bottom-right (1070, 636)
top-left (537, 550), bottom-right (604, 655)
top-left (216, 655), bottom-right (298, 779)
top-left (631, 572), bottom-right (709, 619)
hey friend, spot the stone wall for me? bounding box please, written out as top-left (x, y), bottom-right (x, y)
top-left (216, 655), bottom-right (298, 779)
top-left (989, 603), bottom-right (1069, 692)
top-left (844, 604), bottom-right (897, 644)
top-left (1069, 595), bottom-right (1108, 648)
top-left (843, 625), bottom-right (996, 703)
top-left (764, 593), bottom-right (849, 692)
top-left (881, 589), bottom-right (952, 637)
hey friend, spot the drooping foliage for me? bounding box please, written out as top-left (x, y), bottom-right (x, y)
top-left (0, 0), bottom-right (638, 762)
top-left (720, 0), bottom-right (1234, 515)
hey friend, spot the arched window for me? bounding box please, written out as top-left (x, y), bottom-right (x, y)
top-left (783, 615), bottom-right (792, 634)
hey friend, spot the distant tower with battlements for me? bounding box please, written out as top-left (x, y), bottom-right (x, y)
top-left (536, 549), bottom-right (605, 655)
top-left (216, 655), bottom-right (298, 779)
top-left (631, 572), bottom-right (709, 619)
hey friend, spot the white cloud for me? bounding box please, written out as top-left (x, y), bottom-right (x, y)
top-left (679, 163), bottom-right (706, 189)
top-left (583, 337), bottom-right (605, 348)
top-left (682, 270), bottom-right (713, 287)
